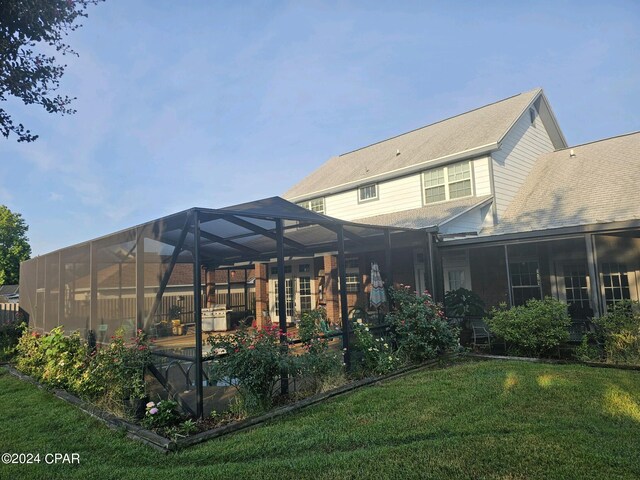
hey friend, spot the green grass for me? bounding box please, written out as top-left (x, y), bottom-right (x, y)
top-left (1, 360), bottom-right (640, 479)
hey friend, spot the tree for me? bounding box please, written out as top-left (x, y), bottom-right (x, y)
top-left (0, 205), bottom-right (31, 285)
top-left (0, 0), bottom-right (102, 142)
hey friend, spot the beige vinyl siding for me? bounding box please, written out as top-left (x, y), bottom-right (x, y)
top-left (439, 203), bottom-right (492, 235)
top-left (325, 173), bottom-right (423, 221)
top-left (492, 110), bottom-right (554, 219)
top-left (472, 156), bottom-right (491, 196)
top-left (324, 156), bottom-right (490, 221)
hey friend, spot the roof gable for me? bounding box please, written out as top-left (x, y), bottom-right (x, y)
top-left (284, 88), bottom-right (563, 201)
top-left (484, 131), bottom-right (640, 236)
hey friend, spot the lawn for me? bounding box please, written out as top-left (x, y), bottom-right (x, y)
top-left (1, 360), bottom-right (639, 479)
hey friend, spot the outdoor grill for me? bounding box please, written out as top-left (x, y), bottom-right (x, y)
top-left (202, 305), bottom-right (231, 332)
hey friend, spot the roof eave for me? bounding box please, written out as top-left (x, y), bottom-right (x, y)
top-left (438, 219), bottom-right (640, 247)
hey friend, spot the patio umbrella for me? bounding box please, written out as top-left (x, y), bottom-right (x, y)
top-left (369, 262), bottom-right (387, 308)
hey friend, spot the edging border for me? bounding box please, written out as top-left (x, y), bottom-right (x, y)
top-left (1, 353), bottom-right (458, 452)
top-left (2, 366), bottom-right (174, 452)
top-left (464, 353), bottom-right (640, 371)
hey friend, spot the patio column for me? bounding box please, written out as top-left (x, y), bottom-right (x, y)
top-left (275, 218), bottom-right (288, 395)
top-left (337, 226), bottom-right (351, 369)
top-left (254, 263), bottom-right (269, 327)
top-left (193, 210), bottom-right (204, 419)
top-left (585, 233), bottom-right (602, 317)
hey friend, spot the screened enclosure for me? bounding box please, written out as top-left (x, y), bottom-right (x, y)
top-left (19, 196), bottom-right (429, 416)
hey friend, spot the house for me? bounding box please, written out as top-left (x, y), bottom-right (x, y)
top-left (284, 88), bottom-right (640, 318)
top-left (0, 284), bottom-right (19, 304)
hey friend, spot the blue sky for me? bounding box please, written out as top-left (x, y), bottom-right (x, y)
top-left (3, 1), bottom-right (639, 255)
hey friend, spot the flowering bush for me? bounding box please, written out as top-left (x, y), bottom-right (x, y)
top-left (298, 309), bottom-right (344, 392)
top-left (388, 286), bottom-right (459, 363)
top-left (87, 328), bottom-right (151, 407)
top-left (141, 400), bottom-right (181, 430)
top-left (351, 322), bottom-right (402, 377)
top-left (15, 326), bottom-right (151, 418)
top-left (207, 324), bottom-right (299, 414)
top-left (15, 326), bottom-right (87, 392)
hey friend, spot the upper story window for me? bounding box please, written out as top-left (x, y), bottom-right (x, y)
top-left (297, 198), bottom-right (325, 214)
top-left (422, 160), bottom-right (472, 204)
top-left (358, 184), bottom-right (378, 202)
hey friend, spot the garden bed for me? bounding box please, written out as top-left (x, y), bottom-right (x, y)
top-left (3, 354), bottom-right (458, 452)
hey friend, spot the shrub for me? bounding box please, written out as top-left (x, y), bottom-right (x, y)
top-left (15, 326), bottom-right (88, 393)
top-left (574, 333), bottom-right (602, 362)
top-left (593, 300), bottom-right (640, 364)
top-left (350, 322), bottom-right (401, 377)
top-left (486, 297), bottom-right (571, 357)
top-left (298, 309), bottom-right (344, 392)
top-left (15, 325), bottom-right (151, 418)
top-left (0, 314), bottom-right (25, 361)
top-left (387, 286), bottom-right (459, 363)
top-left (15, 329), bottom-right (46, 378)
top-left (207, 324), bottom-right (299, 414)
top-left (444, 287), bottom-right (486, 317)
top-left (86, 328), bottom-right (151, 408)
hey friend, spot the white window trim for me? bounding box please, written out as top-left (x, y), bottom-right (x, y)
top-left (297, 198), bottom-right (325, 214)
top-left (357, 183), bottom-right (379, 203)
top-left (421, 160), bottom-right (475, 205)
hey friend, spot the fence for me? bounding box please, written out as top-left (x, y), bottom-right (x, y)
top-left (0, 303), bottom-right (20, 323)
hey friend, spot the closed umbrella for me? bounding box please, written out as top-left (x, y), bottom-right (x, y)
top-left (369, 262), bottom-right (387, 308)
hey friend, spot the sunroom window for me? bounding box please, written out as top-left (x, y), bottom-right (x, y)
top-left (423, 161), bottom-right (472, 204)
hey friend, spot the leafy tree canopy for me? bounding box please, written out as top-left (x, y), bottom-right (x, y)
top-left (0, 205), bottom-right (31, 285)
top-left (0, 0), bottom-right (102, 142)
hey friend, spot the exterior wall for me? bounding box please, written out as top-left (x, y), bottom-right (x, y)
top-left (323, 156), bottom-right (492, 221)
top-left (473, 157), bottom-right (492, 196)
top-left (439, 204), bottom-right (492, 235)
top-left (492, 109), bottom-right (555, 219)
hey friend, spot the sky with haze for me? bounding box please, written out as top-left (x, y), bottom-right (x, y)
top-left (2, 0), bottom-right (639, 255)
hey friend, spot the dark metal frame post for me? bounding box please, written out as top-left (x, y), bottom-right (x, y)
top-left (89, 242), bottom-right (97, 334)
top-left (58, 251), bottom-right (64, 327)
top-left (585, 233), bottom-right (602, 317)
top-left (135, 228), bottom-right (145, 330)
top-left (275, 218), bottom-right (288, 395)
top-left (504, 244), bottom-right (513, 307)
top-left (427, 233), bottom-right (437, 298)
top-left (384, 230), bottom-right (393, 285)
top-left (144, 214), bottom-right (192, 330)
top-left (193, 210), bottom-right (204, 418)
top-left (337, 227), bottom-right (350, 369)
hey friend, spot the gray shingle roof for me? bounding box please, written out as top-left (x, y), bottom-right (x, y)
top-left (284, 88), bottom-right (542, 200)
top-left (355, 195), bottom-right (493, 230)
top-left (484, 132), bottom-right (640, 236)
